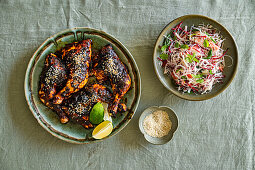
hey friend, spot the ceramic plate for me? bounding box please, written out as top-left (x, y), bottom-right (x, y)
top-left (24, 28), bottom-right (141, 144)
top-left (153, 15), bottom-right (238, 101)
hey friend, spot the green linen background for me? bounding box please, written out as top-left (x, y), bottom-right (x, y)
top-left (0, 0), bottom-right (254, 169)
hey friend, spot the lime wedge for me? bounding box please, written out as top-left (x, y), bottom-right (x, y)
top-left (92, 121), bottom-right (113, 139)
top-left (89, 102), bottom-right (104, 124)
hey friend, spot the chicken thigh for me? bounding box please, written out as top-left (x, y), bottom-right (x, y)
top-left (61, 84), bottom-right (112, 128)
top-left (92, 44), bottom-right (131, 116)
top-left (38, 53), bottom-right (69, 123)
top-left (53, 39), bottom-right (92, 104)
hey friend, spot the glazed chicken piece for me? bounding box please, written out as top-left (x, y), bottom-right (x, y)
top-left (53, 39), bottom-right (92, 105)
top-left (61, 83), bottom-right (127, 129)
top-left (92, 44), bottom-right (131, 116)
top-left (38, 53), bottom-right (69, 123)
top-left (61, 84), bottom-right (112, 129)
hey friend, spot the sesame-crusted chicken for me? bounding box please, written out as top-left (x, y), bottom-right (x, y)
top-left (61, 84), bottom-right (112, 129)
top-left (39, 41), bottom-right (130, 129)
top-left (92, 44), bottom-right (131, 116)
top-left (53, 39), bottom-right (92, 105)
top-left (38, 53), bottom-right (69, 123)
top-left (61, 83), bottom-right (128, 129)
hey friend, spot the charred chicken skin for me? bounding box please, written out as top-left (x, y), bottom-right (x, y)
top-left (53, 39), bottom-right (92, 105)
top-left (61, 83), bottom-right (127, 129)
top-left (38, 53), bottom-right (69, 123)
top-left (39, 41), bottom-right (130, 129)
top-left (92, 44), bottom-right (131, 116)
top-left (61, 84), bottom-right (113, 129)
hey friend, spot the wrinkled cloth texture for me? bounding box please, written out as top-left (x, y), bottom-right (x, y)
top-left (0, 0), bottom-right (254, 169)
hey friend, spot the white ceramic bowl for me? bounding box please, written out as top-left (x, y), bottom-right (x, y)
top-left (139, 106), bottom-right (178, 145)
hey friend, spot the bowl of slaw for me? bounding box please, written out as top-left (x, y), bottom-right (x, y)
top-left (153, 15), bottom-right (238, 101)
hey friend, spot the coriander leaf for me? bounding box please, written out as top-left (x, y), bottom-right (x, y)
top-left (203, 39), bottom-right (209, 47)
top-left (160, 53), bottom-right (168, 60)
top-left (187, 53), bottom-right (199, 63)
top-left (164, 41), bottom-right (170, 46)
top-left (181, 76), bottom-right (187, 79)
top-left (181, 44), bottom-right (189, 49)
top-left (193, 58), bottom-right (199, 63)
top-left (196, 79), bottom-right (204, 83)
top-left (163, 34), bottom-right (172, 46)
top-left (185, 57), bottom-right (192, 63)
top-left (209, 70), bottom-right (213, 75)
top-left (207, 49), bottom-right (212, 58)
top-left (204, 49), bottom-right (212, 59)
top-left (205, 32), bottom-right (216, 43)
top-left (161, 45), bottom-right (168, 52)
top-left (187, 54), bottom-right (193, 58)
top-left (174, 42), bottom-right (180, 48)
top-left (191, 74), bottom-right (202, 78)
top-left (176, 68), bottom-right (183, 73)
top-left (173, 35), bottom-right (177, 40)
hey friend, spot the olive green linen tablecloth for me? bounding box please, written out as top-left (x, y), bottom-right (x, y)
top-left (0, 0), bottom-right (254, 169)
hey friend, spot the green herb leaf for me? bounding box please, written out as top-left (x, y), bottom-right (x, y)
top-left (160, 53), bottom-right (168, 60)
top-left (174, 42), bottom-right (180, 48)
top-left (181, 44), bottom-right (189, 49)
top-left (191, 74), bottom-right (203, 79)
top-left (187, 53), bottom-right (199, 63)
top-left (205, 32), bottom-right (216, 43)
top-left (203, 39), bottom-right (209, 47)
top-left (185, 57), bottom-right (192, 63)
top-left (176, 68), bottom-right (183, 73)
top-left (209, 70), bottom-right (213, 75)
top-left (163, 34), bottom-right (172, 46)
top-left (196, 79), bottom-right (204, 83)
top-left (173, 35), bottom-right (177, 40)
top-left (193, 58), bottom-right (199, 63)
top-left (207, 49), bottom-right (212, 58)
top-left (187, 54), bottom-right (193, 58)
top-left (204, 49), bottom-right (212, 59)
top-left (161, 45), bottom-right (168, 52)
top-left (181, 76), bottom-right (187, 79)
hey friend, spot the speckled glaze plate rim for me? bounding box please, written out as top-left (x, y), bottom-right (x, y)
top-left (138, 106), bottom-right (178, 145)
top-left (153, 14), bottom-right (238, 101)
top-left (24, 27), bottom-right (141, 144)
